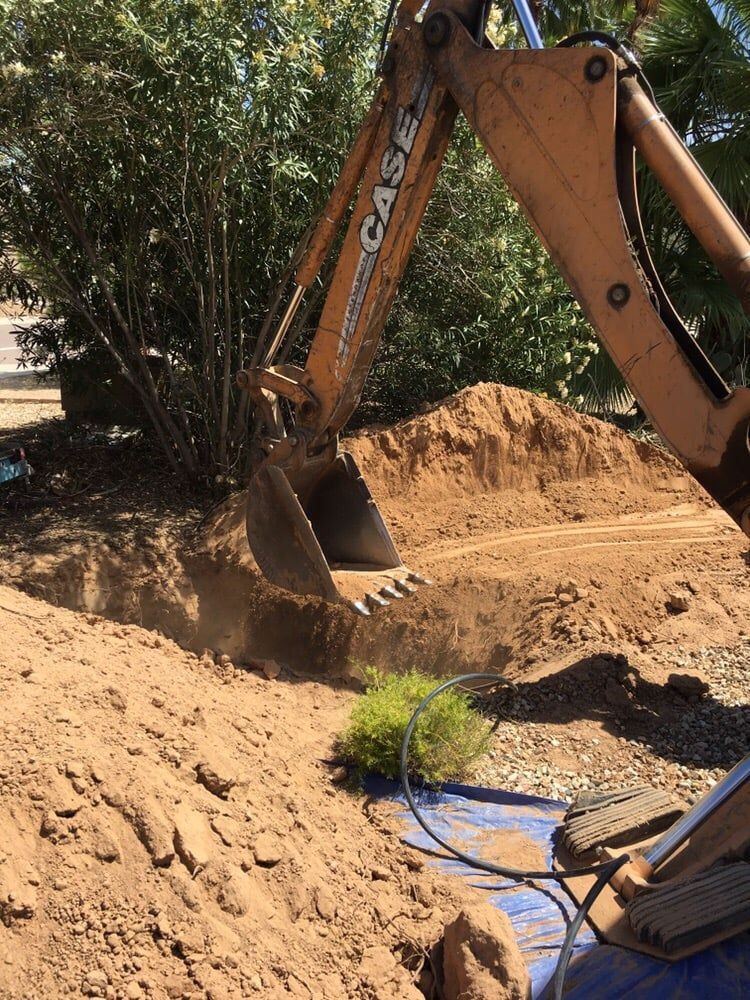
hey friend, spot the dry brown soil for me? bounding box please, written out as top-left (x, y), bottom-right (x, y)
top-left (3, 383), bottom-right (747, 677)
top-left (1, 382), bottom-right (749, 998)
top-left (0, 584), bottom-right (473, 999)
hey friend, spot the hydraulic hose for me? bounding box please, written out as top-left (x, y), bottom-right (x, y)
top-left (399, 673), bottom-right (628, 999)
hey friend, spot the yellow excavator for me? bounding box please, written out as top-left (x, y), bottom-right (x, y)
top-left (237, 0), bottom-right (750, 967)
top-left (238, 0), bottom-right (750, 617)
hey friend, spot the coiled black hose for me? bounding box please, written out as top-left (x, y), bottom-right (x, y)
top-left (399, 673), bottom-right (628, 999)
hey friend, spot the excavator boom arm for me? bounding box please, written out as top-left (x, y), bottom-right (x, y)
top-left (238, 0), bottom-right (750, 612)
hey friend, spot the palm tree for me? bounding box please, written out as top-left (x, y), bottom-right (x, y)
top-left (638, 0), bottom-right (750, 382)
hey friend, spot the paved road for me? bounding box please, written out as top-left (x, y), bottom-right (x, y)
top-left (0, 316), bottom-right (38, 373)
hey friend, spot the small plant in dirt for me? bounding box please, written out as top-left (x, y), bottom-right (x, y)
top-left (339, 668), bottom-right (491, 785)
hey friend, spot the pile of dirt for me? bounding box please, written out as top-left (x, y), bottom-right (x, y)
top-left (2, 382), bottom-right (749, 998)
top-left (351, 382), bottom-right (680, 506)
top-left (2, 382), bottom-right (748, 677)
top-left (0, 584), bottom-right (486, 999)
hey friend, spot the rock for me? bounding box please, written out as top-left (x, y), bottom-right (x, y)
top-left (557, 593), bottom-right (574, 606)
top-left (65, 760), bottom-right (87, 779)
top-left (125, 983), bottom-right (142, 1000)
top-left (93, 832), bottom-right (121, 863)
top-left (258, 659), bottom-right (282, 681)
top-left (173, 807), bottom-right (214, 874)
top-left (667, 591), bottom-right (691, 613)
top-left (216, 865), bottom-right (254, 917)
top-left (195, 756), bottom-right (237, 799)
top-left (253, 833), bottom-right (282, 868)
top-left (314, 884), bottom-right (336, 922)
top-left (668, 672), bottom-right (710, 699)
top-left (443, 903), bottom-right (530, 1000)
top-left (329, 766), bottom-right (348, 785)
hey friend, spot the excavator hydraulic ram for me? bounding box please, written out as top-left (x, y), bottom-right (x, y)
top-left (238, 0), bottom-right (750, 613)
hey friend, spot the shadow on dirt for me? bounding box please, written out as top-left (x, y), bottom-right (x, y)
top-left (0, 409), bottom-right (206, 557)
top-left (482, 652), bottom-right (748, 772)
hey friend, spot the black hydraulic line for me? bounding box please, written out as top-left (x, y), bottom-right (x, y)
top-left (399, 673), bottom-right (628, 999)
top-left (556, 29), bottom-right (624, 50)
top-left (552, 864), bottom-right (620, 998)
top-left (379, 0), bottom-right (399, 64)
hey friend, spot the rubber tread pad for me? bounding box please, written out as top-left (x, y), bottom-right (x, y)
top-left (562, 786), bottom-right (684, 857)
top-left (627, 862), bottom-right (750, 954)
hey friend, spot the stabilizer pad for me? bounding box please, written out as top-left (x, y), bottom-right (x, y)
top-left (628, 862), bottom-right (750, 954)
top-left (562, 786), bottom-right (684, 858)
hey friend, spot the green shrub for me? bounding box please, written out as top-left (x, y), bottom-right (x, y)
top-left (339, 668), bottom-right (491, 785)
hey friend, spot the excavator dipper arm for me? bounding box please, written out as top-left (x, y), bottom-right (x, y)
top-left (238, 0), bottom-right (750, 610)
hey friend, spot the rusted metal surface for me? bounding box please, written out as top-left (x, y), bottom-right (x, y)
top-left (424, 12), bottom-right (750, 534)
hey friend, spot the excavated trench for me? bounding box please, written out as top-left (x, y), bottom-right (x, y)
top-left (7, 383), bottom-right (750, 676)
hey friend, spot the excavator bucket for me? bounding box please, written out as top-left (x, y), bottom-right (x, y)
top-left (245, 451), bottom-right (428, 614)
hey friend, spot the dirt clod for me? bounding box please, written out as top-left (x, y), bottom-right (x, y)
top-left (194, 755), bottom-right (238, 799)
top-left (173, 806), bottom-right (214, 873)
top-left (252, 832), bottom-right (282, 868)
top-left (667, 591), bottom-right (692, 613)
top-left (442, 902), bottom-right (531, 1000)
top-left (668, 672), bottom-right (710, 700)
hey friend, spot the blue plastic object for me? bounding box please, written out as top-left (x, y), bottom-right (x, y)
top-left (0, 451), bottom-right (29, 485)
top-left (366, 776), bottom-right (750, 998)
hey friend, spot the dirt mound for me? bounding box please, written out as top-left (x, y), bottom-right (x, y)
top-left (351, 382), bottom-right (681, 505)
top-left (0, 584), bottom-right (479, 999)
top-left (3, 382), bottom-right (748, 677)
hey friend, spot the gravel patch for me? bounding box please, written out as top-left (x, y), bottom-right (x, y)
top-left (475, 643), bottom-right (749, 804)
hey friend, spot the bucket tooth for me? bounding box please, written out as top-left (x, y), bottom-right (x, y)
top-left (407, 571), bottom-right (433, 586)
top-left (246, 448), bottom-right (432, 613)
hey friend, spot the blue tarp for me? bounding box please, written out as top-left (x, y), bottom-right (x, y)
top-left (366, 776), bottom-right (750, 998)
